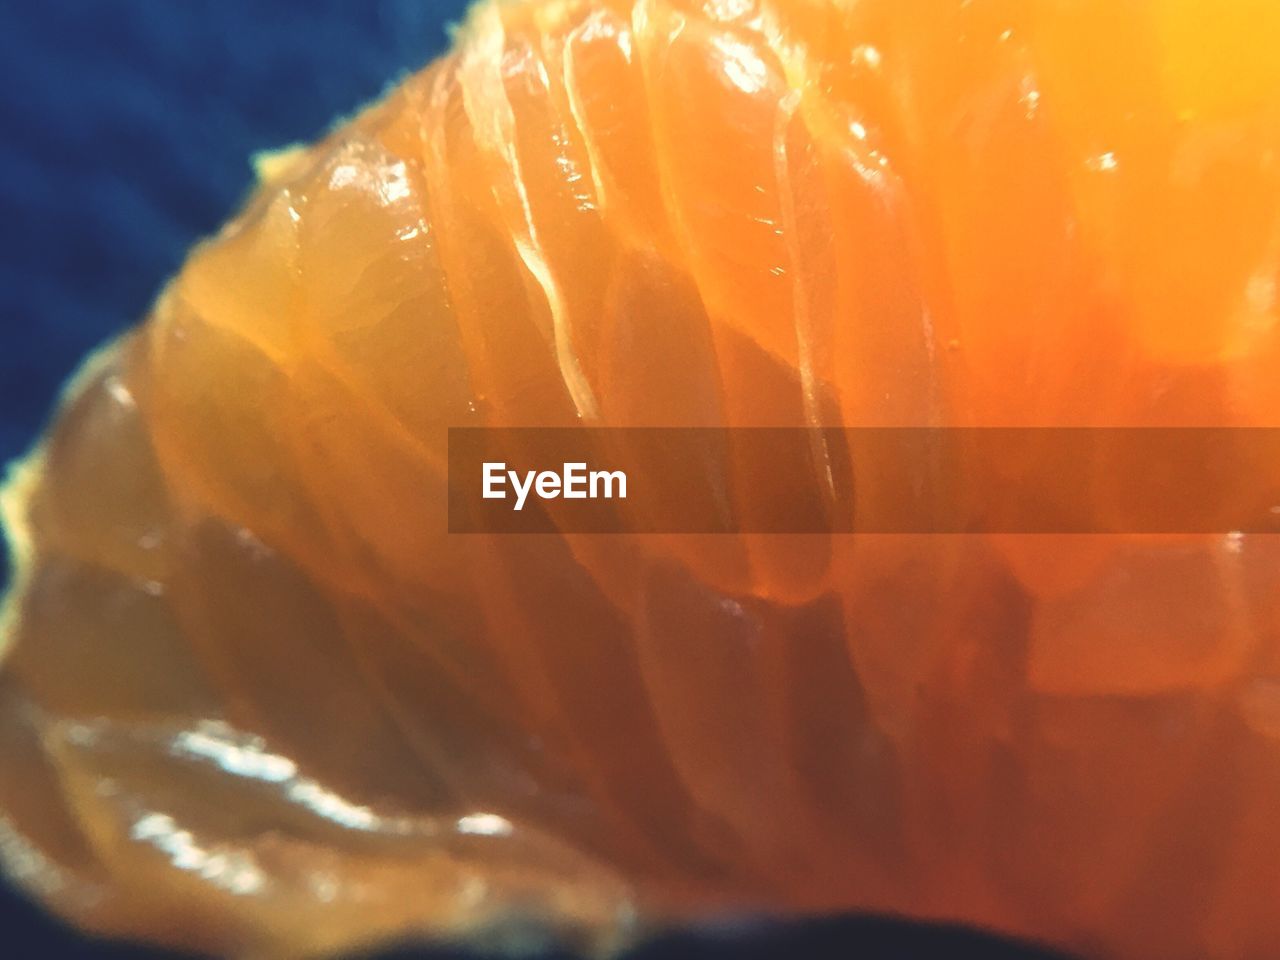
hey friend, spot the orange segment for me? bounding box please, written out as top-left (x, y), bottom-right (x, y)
top-left (3, 2), bottom-right (1280, 958)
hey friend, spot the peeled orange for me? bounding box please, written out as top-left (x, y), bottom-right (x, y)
top-left (3, 1), bottom-right (1280, 958)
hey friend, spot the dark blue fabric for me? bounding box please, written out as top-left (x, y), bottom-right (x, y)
top-left (0, 3), bottom-right (1067, 957)
top-left (0, 0), bottom-right (465, 470)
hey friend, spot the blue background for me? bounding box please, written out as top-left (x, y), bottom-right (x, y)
top-left (0, 2), bottom-right (1067, 957)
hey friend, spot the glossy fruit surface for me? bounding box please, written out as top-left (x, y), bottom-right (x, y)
top-left (3, 1), bottom-right (1280, 957)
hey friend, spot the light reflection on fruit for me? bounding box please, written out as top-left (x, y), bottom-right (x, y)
top-left (2, 1), bottom-right (1280, 958)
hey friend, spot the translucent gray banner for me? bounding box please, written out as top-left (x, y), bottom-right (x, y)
top-left (447, 427), bottom-right (1280, 534)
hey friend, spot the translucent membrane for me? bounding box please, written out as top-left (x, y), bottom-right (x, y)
top-left (3, 1), bottom-right (1280, 958)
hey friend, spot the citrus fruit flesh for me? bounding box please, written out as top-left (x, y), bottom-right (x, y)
top-left (4, 0), bottom-right (1280, 957)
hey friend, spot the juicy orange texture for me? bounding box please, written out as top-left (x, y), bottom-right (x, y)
top-left (3, 0), bottom-right (1280, 957)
